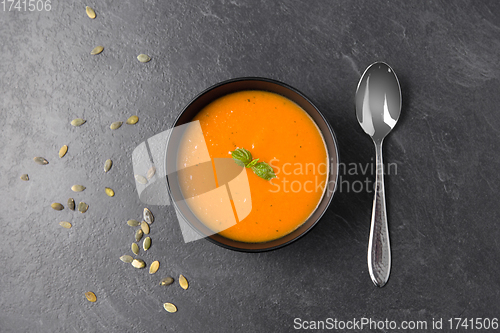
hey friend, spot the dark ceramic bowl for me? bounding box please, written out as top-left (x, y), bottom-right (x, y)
top-left (166, 77), bottom-right (338, 252)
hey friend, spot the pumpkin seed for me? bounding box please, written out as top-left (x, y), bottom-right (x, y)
top-left (131, 259), bottom-right (145, 269)
top-left (85, 6), bottom-right (96, 19)
top-left (59, 145), bottom-right (68, 158)
top-left (135, 175), bottom-right (147, 184)
top-left (71, 185), bottom-right (86, 192)
top-left (143, 236), bottom-right (151, 251)
top-left (160, 277), bottom-right (174, 286)
top-left (120, 255), bottom-right (133, 263)
top-left (110, 121), bottom-right (123, 130)
top-left (179, 275), bottom-right (188, 290)
top-left (91, 46), bottom-right (104, 55)
top-left (141, 221), bottom-right (150, 235)
top-left (105, 187), bottom-right (115, 197)
top-left (127, 219), bottom-right (140, 227)
top-left (135, 229), bottom-right (143, 242)
top-left (85, 291), bottom-right (97, 302)
top-left (143, 208), bottom-right (154, 224)
top-left (103, 159), bottom-right (112, 173)
top-left (149, 261), bottom-right (159, 274)
top-left (51, 203), bottom-right (64, 211)
top-left (34, 157), bottom-right (48, 165)
top-left (147, 166), bottom-right (156, 179)
top-left (131, 243), bottom-right (139, 255)
top-left (137, 54), bottom-right (151, 63)
top-left (163, 303), bottom-right (177, 313)
top-left (59, 221), bottom-right (72, 229)
top-left (126, 115), bottom-right (139, 125)
top-left (78, 202), bottom-right (89, 213)
top-left (71, 118), bottom-right (86, 127)
top-left (68, 198), bottom-right (75, 210)
top-left (20, 174), bottom-right (29, 181)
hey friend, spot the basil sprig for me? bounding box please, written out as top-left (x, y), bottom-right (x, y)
top-left (231, 148), bottom-right (277, 181)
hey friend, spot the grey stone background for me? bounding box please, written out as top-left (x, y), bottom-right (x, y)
top-left (1, 0), bottom-right (499, 332)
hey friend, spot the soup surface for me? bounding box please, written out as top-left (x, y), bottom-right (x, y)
top-left (176, 90), bottom-right (328, 243)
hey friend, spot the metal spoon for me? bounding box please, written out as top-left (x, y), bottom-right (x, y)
top-left (355, 61), bottom-right (401, 287)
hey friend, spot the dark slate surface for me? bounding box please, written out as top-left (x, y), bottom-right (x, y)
top-left (1, 1), bottom-right (500, 332)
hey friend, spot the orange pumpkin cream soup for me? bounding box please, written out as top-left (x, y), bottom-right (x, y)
top-left (176, 90), bottom-right (328, 243)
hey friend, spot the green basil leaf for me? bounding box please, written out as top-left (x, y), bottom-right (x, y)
top-left (251, 162), bottom-right (277, 181)
top-left (231, 148), bottom-right (252, 166)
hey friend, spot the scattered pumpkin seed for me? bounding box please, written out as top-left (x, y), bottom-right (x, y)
top-left (135, 175), bottom-right (147, 184)
top-left (147, 166), bottom-right (156, 179)
top-left (143, 208), bottom-right (154, 224)
top-left (135, 229), bottom-right (143, 242)
top-left (71, 185), bottom-right (86, 192)
top-left (71, 118), bottom-right (86, 127)
top-left (85, 6), bottom-right (96, 19)
top-left (120, 255), bottom-right (133, 263)
top-left (160, 277), bottom-right (174, 286)
top-left (131, 243), bottom-right (139, 255)
top-left (179, 275), bottom-right (188, 290)
top-left (91, 46), bottom-right (104, 55)
top-left (59, 145), bottom-right (68, 158)
top-left (105, 187), bottom-right (115, 197)
top-left (149, 261), bottom-right (159, 274)
top-left (85, 291), bottom-right (97, 302)
top-left (143, 236), bottom-right (151, 251)
top-left (51, 203), bottom-right (64, 211)
top-left (110, 121), bottom-right (123, 130)
top-left (78, 202), bottom-right (89, 213)
top-left (127, 219), bottom-right (140, 227)
top-left (131, 259), bottom-right (145, 269)
top-left (68, 198), bottom-right (75, 211)
top-left (163, 303), bottom-right (177, 313)
top-left (59, 221), bottom-right (72, 229)
top-left (104, 159), bottom-right (112, 173)
top-left (34, 157), bottom-right (48, 165)
top-left (141, 221), bottom-right (150, 235)
top-left (126, 115), bottom-right (139, 125)
top-left (137, 54), bottom-right (151, 63)
top-left (20, 174), bottom-right (29, 181)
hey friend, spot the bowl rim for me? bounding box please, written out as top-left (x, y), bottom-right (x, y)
top-left (167, 77), bottom-right (339, 252)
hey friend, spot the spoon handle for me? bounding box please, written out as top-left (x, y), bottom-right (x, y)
top-left (368, 140), bottom-right (391, 287)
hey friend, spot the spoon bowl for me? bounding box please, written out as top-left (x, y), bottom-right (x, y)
top-left (356, 62), bottom-right (401, 142)
top-left (355, 62), bottom-right (401, 287)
